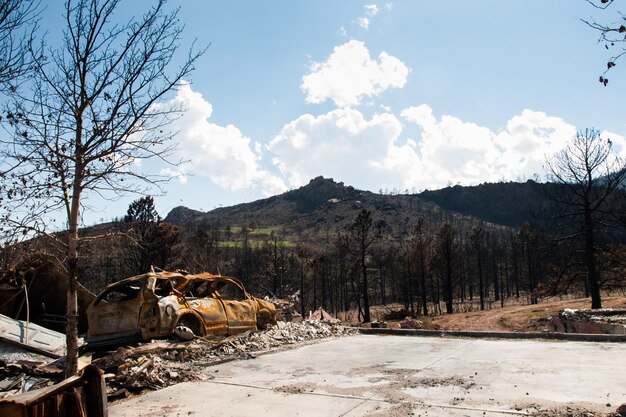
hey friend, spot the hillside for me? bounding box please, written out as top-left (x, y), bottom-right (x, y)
top-left (418, 180), bottom-right (626, 242)
top-left (10, 177), bottom-right (524, 295)
top-left (164, 176), bottom-right (512, 245)
top-left (418, 180), bottom-right (549, 228)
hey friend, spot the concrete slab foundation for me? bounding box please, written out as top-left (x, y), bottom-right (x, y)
top-left (109, 335), bottom-right (625, 416)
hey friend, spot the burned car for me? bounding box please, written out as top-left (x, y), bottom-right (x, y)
top-left (86, 271), bottom-right (276, 346)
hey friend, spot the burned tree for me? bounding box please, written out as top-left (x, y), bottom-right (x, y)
top-left (518, 223), bottom-right (540, 305)
top-left (123, 196), bottom-right (180, 276)
top-left (543, 128), bottom-right (626, 309)
top-left (434, 223), bottom-right (455, 314)
top-left (181, 224), bottom-right (222, 273)
top-left (342, 209), bottom-right (385, 323)
top-left (470, 227), bottom-right (487, 311)
top-left (0, 0), bottom-right (203, 375)
top-left (411, 217), bottom-right (429, 315)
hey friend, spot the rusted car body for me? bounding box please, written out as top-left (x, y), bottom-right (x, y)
top-left (86, 271), bottom-right (275, 346)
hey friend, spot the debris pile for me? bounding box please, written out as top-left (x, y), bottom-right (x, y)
top-left (307, 307), bottom-right (338, 323)
top-left (0, 343), bottom-right (63, 399)
top-left (0, 359), bottom-right (56, 399)
top-left (400, 317), bottom-right (424, 329)
top-left (93, 319), bottom-right (357, 399)
top-left (268, 293), bottom-right (302, 322)
top-left (369, 321), bottom-right (400, 329)
top-left (1, 309), bottom-right (355, 401)
top-left (549, 309), bottom-right (626, 335)
top-left (249, 319), bottom-right (352, 347)
top-left (110, 353), bottom-right (206, 395)
top-left (525, 403), bottom-right (624, 417)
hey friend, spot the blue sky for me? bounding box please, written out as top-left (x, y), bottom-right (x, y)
top-left (42, 1), bottom-right (626, 224)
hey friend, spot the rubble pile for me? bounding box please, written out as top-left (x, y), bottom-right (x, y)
top-left (0, 344), bottom-right (65, 398)
top-left (110, 354), bottom-right (206, 393)
top-left (240, 319), bottom-right (353, 348)
top-left (400, 317), bottom-right (424, 329)
top-left (94, 320), bottom-right (357, 399)
top-left (0, 319), bottom-right (356, 400)
top-left (549, 308), bottom-right (626, 335)
top-left (184, 320), bottom-right (356, 362)
top-left (0, 360), bottom-right (57, 399)
top-left (268, 296), bottom-right (303, 322)
top-left (527, 403), bottom-right (624, 417)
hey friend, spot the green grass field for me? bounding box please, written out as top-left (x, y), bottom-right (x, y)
top-left (217, 239), bottom-right (296, 248)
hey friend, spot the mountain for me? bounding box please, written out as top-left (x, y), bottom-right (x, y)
top-left (418, 180), bottom-right (549, 228)
top-left (163, 176), bottom-right (515, 247)
top-left (164, 205), bottom-right (204, 225)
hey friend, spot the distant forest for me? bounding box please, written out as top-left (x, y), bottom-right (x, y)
top-left (8, 176), bottom-right (616, 322)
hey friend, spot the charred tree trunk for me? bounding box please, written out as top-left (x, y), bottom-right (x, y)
top-left (584, 204), bottom-right (602, 309)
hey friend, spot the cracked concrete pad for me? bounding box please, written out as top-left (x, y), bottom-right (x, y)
top-left (109, 335), bottom-right (625, 416)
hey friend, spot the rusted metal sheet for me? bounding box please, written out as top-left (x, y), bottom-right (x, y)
top-left (86, 271), bottom-right (276, 346)
top-left (0, 313), bottom-right (66, 358)
top-left (0, 364), bottom-right (107, 417)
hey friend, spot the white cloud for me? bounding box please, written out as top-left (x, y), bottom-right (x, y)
top-left (269, 108), bottom-right (403, 188)
top-left (301, 40), bottom-right (410, 107)
top-left (400, 106), bottom-right (579, 188)
top-left (358, 5), bottom-right (380, 29)
top-left (160, 167), bottom-right (188, 184)
top-left (364, 4), bottom-right (380, 17)
top-left (160, 83), bottom-right (287, 194)
top-left (268, 104), bottom-right (599, 193)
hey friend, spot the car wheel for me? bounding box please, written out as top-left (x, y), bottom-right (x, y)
top-left (177, 314), bottom-right (204, 337)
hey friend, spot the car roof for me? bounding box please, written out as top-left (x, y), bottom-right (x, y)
top-left (97, 270), bottom-right (248, 294)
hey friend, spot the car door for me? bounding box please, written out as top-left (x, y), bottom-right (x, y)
top-left (182, 278), bottom-right (228, 336)
top-left (214, 279), bottom-right (257, 334)
top-left (188, 298), bottom-right (229, 336)
top-left (88, 278), bottom-right (147, 338)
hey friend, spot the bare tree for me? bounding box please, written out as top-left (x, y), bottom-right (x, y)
top-left (182, 225), bottom-right (221, 273)
top-left (518, 223), bottom-right (541, 305)
top-left (295, 244), bottom-right (310, 317)
top-left (0, 0), bottom-right (39, 92)
top-left (434, 223), bottom-right (455, 314)
top-left (0, 0), bottom-right (203, 375)
top-left (583, 0), bottom-right (626, 85)
top-left (411, 217), bottom-right (429, 315)
top-left (341, 209), bottom-right (385, 323)
top-left (470, 226), bottom-right (486, 310)
top-left (123, 196), bottom-right (180, 275)
top-left (261, 231), bottom-right (288, 298)
top-left (544, 128), bottom-right (626, 309)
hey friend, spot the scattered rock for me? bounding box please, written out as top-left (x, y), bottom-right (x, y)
top-left (400, 317), bottom-right (423, 329)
